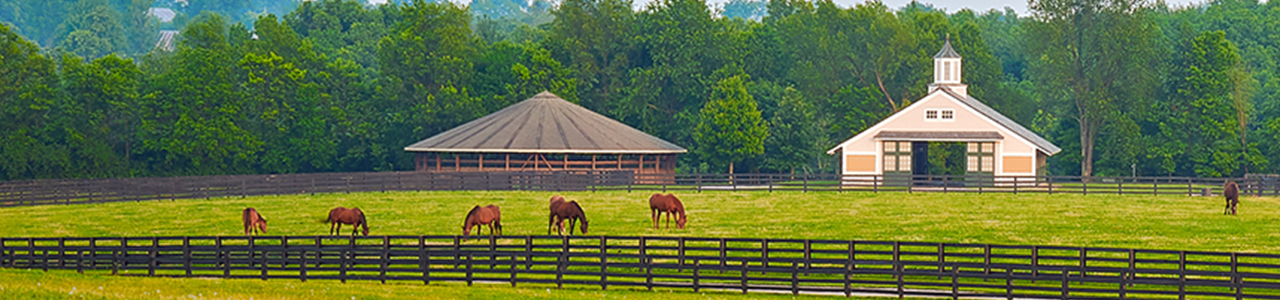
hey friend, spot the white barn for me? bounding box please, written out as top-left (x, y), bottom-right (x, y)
top-left (826, 38), bottom-right (1060, 182)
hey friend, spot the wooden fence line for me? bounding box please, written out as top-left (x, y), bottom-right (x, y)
top-left (2, 172), bottom-right (1277, 207)
top-left (4, 235), bottom-right (1280, 299)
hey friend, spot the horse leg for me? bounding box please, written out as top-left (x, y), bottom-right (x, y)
top-left (653, 209), bottom-right (661, 229)
top-left (548, 214), bottom-right (555, 235)
top-left (666, 211), bottom-right (672, 229)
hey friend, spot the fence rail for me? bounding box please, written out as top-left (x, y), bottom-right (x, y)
top-left (2, 171), bottom-right (1276, 207)
top-left (4, 235), bottom-right (1280, 299)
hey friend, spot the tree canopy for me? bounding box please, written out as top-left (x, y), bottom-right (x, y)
top-left (1, 0), bottom-right (1278, 180)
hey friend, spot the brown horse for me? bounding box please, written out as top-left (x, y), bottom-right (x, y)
top-left (1224, 181), bottom-right (1240, 215)
top-left (326, 207), bottom-right (369, 236)
top-left (548, 195), bottom-right (588, 235)
top-left (242, 207), bottom-right (267, 235)
top-left (462, 205), bottom-right (502, 236)
top-left (649, 193), bottom-right (687, 229)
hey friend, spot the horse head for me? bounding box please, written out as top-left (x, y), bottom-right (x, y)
top-left (676, 213), bottom-right (687, 229)
top-left (580, 219), bottom-right (589, 234)
top-left (258, 218), bottom-right (268, 234)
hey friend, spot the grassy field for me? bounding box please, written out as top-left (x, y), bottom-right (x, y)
top-left (2, 190), bottom-right (1279, 299)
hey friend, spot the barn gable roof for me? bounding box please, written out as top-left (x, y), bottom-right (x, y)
top-left (940, 89), bottom-right (1061, 155)
top-left (404, 91), bottom-right (686, 154)
top-left (827, 87), bottom-right (1061, 156)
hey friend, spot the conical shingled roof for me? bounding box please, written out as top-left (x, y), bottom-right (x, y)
top-left (404, 91), bottom-right (687, 154)
top-left (934, 38), bottom-right (961, 58)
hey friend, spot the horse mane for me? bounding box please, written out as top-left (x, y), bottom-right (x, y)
top-left (466, 205), bottom-right (481, 220)
top-left (570, 201), bottom-right (586, 219)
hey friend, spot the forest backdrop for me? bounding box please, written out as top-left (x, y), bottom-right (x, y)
top-left (1, 0), bottom-right (1278, 180)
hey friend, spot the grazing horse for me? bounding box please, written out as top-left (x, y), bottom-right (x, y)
top-left (547, 195), bottom-right (589, 235)
top-left (1224, 181), bottom-right (1240, 215)
top-left (242, 207), bottom-right (267, 235)
top-left (326, 207), bottom-right (369, 236)
top-left (648, 193), bottom-right (687, 229)
top-left (462, 205), bottom-right (503, 236)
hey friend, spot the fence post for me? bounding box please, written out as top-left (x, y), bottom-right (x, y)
top-left (1119, 178), bottom-right (1124, 195)
top-left (381, 236), bottom-right (389, 284)
top-left (741, 258), bottom-right (749, 294)
top-left (1234, 253), bottom-right (1242, 300)
top-left (720, 238), bottom-right (727, 273)
top-left (419, 236), bottom-right (429, 285)
top-left (600, 236), bottom-right (608, 290)
top-left (1013, 176), bottom-right (1019, 194)
top-left (1060, 267), bottom-right (1069, 300)
top-left (183, 237), bottom-right (191, 277)
top-left (1178, 251), bottom-right (1186, 300)
top-left (895, 242), bottom-right (903, 298)
top-left (645, 249), bottom-right (653, 291)
top-left (466, 250), bottom-right (474, 287)
top-left (260, 238), bottom-right (268, 281)
top-left (804, 240), bottom-right (812, 275)
top-left (678, 237), bottom-right (686, 273)
top-left (1128, 249), bottom-right (1135, 287)
top-left (149, 237), bottom-right (157, 277)
top-left (1048, 176), bottom-right (1054, 195)
top-left (300, 238), bottom-right (308, 283)
top-left (1031, 246), bottom-right (1039, 283)
top-left (694, 259), bottom-right (702, 293)
top-left (1119, 270), bottom-right (1127, 299)
top-left (525, 235), bottom-right (533, 270)
top-left (339, 238), bottom-right (348, 283)
top-left (218, 237), bottom-right (228, 278)
top-left (1079, 247), bottom-right (1087, 282)
top-left (761, 239), bottom-right (769, 275)
top-left (937, 243), bottom-right (945, 279)
top-left (1083, 178), bottom-right (1088, 195)
top-left (952, 265), bottom-right (959, 300)
top-left (58, 238), bottom-right (65, 268)
top-left (984, 244), bottom-right (991, 281)
top-left (1005, 268), bottom-right (1013, 300)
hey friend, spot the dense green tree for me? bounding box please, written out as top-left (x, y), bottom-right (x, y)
top-left (762, 86), bottom-right (820, 173)
top-left (56, 0), bottom-right (128, 58)
top-left (1026, 0), bottom-right (1160, 177)
top-left (55, 54), bottom-right (142, 177)
top-left (0, 23), bottom-right (62, 179)
top-left (136, 13), bottom-right (260, 175)
top-left (377, 1), bottom-right (483, 169)
top-left (544, 0), bottom-right (638, 112)
top-left (694, 74), bottom-right (768, 174)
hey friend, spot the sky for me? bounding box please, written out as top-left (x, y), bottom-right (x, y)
top-left (368, 0), bottom-right (1216, 15)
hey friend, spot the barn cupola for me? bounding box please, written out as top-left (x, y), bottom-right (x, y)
top-left (928, 34), bottom-right (968, 97)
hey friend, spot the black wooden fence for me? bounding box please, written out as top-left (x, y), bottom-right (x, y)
top-left (2, 171), bottom-right (1277, 207)
top-left (4, 235), bottom-right (1280, 299)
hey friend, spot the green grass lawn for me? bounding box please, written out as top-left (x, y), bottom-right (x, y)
top-left (2, 190), bottom-right (1278, 299)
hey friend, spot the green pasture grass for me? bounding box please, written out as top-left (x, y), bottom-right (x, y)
top-left (2, 190), bottom-right (1276, 251)
top-left (2, 190), bottom-right (1278, 299)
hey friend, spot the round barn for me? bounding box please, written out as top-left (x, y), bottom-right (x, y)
top-left (404, 92), bottom-right (686, 176)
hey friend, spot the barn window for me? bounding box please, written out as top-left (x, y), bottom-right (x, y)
top-left (967, 142), bottom-right (995, 174)
top-left (925, 110), bottom-right (938, 120)
top-left (941, 109), bottom-right (954, 120)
